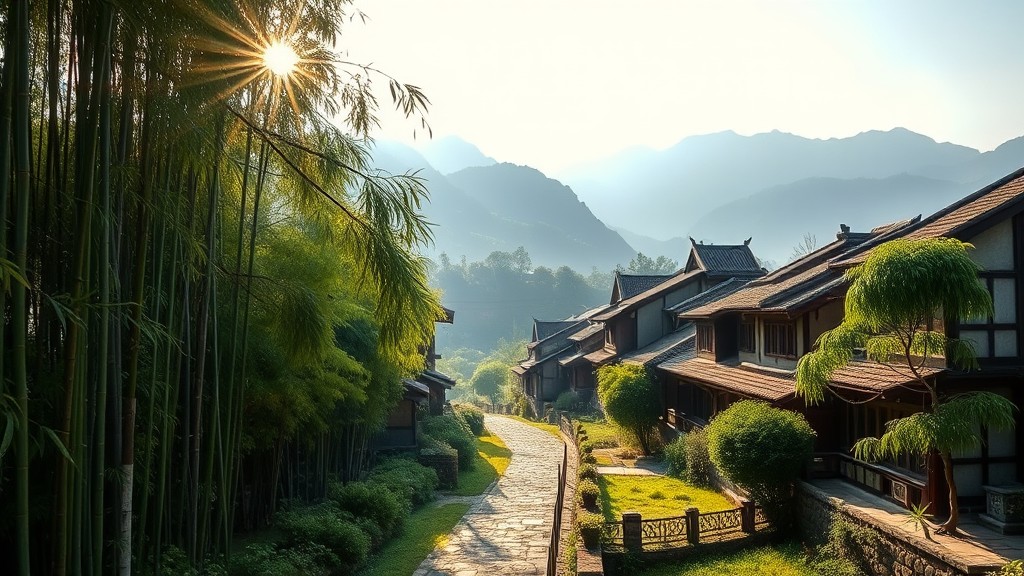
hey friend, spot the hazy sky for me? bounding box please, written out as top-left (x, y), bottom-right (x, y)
top-left (344, 1), bottom-right (1024, 175)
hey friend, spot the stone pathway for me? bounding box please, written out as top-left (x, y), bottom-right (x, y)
top-left (414, 415), bottom-right (566, 576)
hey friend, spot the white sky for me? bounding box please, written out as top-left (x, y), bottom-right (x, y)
top-left (343, 0), bottom-right (1024, 175)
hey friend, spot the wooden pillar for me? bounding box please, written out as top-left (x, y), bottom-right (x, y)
top-left (685, 507), bottom-right (700, 545)
top-left (622, 511), bottom-right (642, 552)
top-left (926, 450), bottom-right (948, 516)
top-left (741, 500), bottom-right (755, 533)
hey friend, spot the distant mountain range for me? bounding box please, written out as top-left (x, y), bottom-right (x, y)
top-left (375, 129), bottom-right (1024, 270)
top-left (370, 141), bottom-right (636, 271)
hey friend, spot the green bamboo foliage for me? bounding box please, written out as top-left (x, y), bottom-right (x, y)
top-left (0, 1), bottom-right (442, 574)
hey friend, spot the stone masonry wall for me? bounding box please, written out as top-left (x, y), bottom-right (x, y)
top-left (798, 482), bottom-right (966, 576)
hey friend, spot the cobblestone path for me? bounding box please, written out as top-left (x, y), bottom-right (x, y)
top-left (414, 415), bottom-right (566, 576)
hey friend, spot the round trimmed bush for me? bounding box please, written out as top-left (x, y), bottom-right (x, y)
top-left (577, 478), bottom-right (600, 509)
top-left (580, 452), bottom-right (597, 465)
top-left (575, 510), bottom-right (605, 548)
top-left (577, 462), bottom-right (599, 481)
top-left (706, 400), bottom-right (816, 528)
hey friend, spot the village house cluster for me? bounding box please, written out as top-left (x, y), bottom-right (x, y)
top-left (514, 167), bottom-right (1024, 523)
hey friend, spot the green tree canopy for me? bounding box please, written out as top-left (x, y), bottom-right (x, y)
top-left (618, 252), bottom-right (679, 275)
top-left (796, 237), bottom-right (1016, 533)
top-left (596, 364), bottom-right (661, 454)
top-left (469, 361), bottom-right (509, 405)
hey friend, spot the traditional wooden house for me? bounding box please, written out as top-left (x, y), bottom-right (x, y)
top-left (514, 308), bottom-right (608, 415)
top-left (664, 168), bottom-right (1024, 518)
top-left (584, 239), bottom-right (766, 370)
top-left (376, 306), bottom-right (456, 448)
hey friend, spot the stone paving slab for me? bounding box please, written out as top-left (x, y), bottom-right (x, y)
top-left (414, 415), bottom-right (566, 576)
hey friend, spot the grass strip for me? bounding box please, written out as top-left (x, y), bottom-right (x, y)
top-left (359, 502), bottom-right (471, 576)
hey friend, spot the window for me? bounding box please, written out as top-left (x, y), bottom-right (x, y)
top-left (739, 321), bottom-right (756, 353)
top-left (764, 322), bottom-right (796, 358)
top-left (697, 323), bottom-right (714, 353)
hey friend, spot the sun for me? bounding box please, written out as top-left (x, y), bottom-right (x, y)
top-left (263, 42), bottom-right (299, 77)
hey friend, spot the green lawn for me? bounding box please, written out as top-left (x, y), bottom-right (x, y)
top-left (577, 417), bottom-right (620, 448)
top-left (598, 475), bottom-right (734, 521)
top-left (451, 431), bottom-right (512, 496)
top-left (359, 502), bottom-right (470, 576)
top-left (634, 542), bottom-right (816, 576)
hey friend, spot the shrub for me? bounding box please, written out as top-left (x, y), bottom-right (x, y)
top-left (580, 452), bottom-right (597, 465)
top-left (422, 413), bottom-right (477, 470)
top-left (577, 478), bottom-right (600, 509)
top-left (328, 481), bottom-right (408, 545)
top-left (368, 456), bottom-right (439, 507)
top-left (578, 463), bottom-right (599, 481)
top-left (453, 403), bottom-right (485, 436)
top-left (554, 390), bottom-right (580, 412)
top-left (809, 515), bottom-right (878, 576)
top-left (274, 503), bottom-right (370, 570)
top-left (682, 429), bottom-right (715, 488)
top-left (664, 436), bottom-right (687, 478)
top-left (576, 510), bottom-right (604, 548)
top-left (596, 364), bottom-right (660, 455)
top-left (706, 400), bottom-right (815, 529)
top-left (580, 440), bottom-right (595, 454)
top-left (229, 542), bottom-right (340, 576)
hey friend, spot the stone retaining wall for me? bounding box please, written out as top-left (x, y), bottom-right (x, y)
top-left (798, 482), bottom-right (971, 576)
top-left (418, 452), bottom-right (459, 489)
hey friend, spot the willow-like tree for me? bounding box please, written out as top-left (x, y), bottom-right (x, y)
top-left (795, 237), bottom-right (1017, 534)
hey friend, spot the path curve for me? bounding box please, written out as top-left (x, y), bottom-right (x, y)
top-left (414, 415), bottom-right (565, 576)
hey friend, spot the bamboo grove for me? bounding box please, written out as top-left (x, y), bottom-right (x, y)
top-left (0, 1), bottom-right (444, 574)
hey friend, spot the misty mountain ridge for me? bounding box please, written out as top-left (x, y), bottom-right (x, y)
top-left (373, 129), bottom-right (1024, 272)
top-left (558, 128), bottom-right (984, 239)
top-left (417, 135), bottom-right (497, 174)
top-left (370, 140), bottom-right (635, 271)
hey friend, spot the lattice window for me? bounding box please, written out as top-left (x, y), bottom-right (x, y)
top-left (697, 323), bottom-right (714, 353)
top-left (739, 321), bottom-right (756, 353)
top-left (764, 322), bottom-right (796, 358)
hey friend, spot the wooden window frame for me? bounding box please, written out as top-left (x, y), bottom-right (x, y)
top-left (696, 323), bottom-right (715, 353)
top-left (739, 321), bottom-right (756, 353)
top-left (764, 321), bottom-right (797, 359)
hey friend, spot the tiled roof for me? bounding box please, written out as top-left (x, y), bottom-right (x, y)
top-left (534, 320), bottom-right (581, 341)
top-left (583, 347), bottom-right (617, 365)
top-left (558, 349), bottom-right (590, 367)
top-left (657, 357), bottom-right (796, 402)
top-left (438, 307), bottom-right (455, 324)
top-left (403, 379), bottom-right (430, 396)
top-left (656, 356), bottom-right (943, 402)
top-left (614, 273), bottom-right (675, 302)
top-left (835, 169), bottom-right (1024, 266)
top-left (666, 277), bottom-right (753, 314)
top-left (829, 362), bottom-right (944, 393)
top-left (568, 323), bottom-right (603, 342)
top-left (690, 243), bottom-right (763, 276)
top-left (620, 325), bottom-right (696, 367)
top-left (679, 231), bottom-right (880, 319)
top-left (510, 364), bottom-right (528, 376)
top-left (592, 268), bottom-right (704, 321)
top-left (419, 370), bottom-right (455, 389)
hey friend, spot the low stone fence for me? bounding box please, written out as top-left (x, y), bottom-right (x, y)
top-left (797, 482), bottom-right (986, 576)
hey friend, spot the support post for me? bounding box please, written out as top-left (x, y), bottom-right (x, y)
top-left (686, 507), bottom-right (700, 545)
top-left (741, 500), bottom-right (755, 533)
top-left (622, 511), bottom-right (642, 552)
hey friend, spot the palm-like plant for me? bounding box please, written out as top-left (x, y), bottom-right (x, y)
top-left (796, 237), bottom-right (1017, 535)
